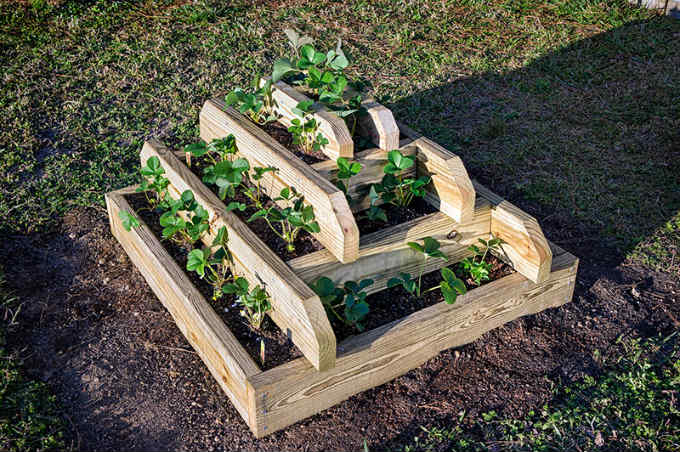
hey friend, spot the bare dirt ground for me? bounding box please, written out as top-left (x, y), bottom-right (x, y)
top-left (2, 206), bottom-right (678, 451)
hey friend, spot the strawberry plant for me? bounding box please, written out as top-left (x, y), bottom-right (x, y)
top-left (388, 237), bottom-right (448, 297)
top-left (185, 135), bottom-right (238, 166)
top-left (311, 277), bottom-right (374, 331)
top-left (159, 190), bottom-right (209, 245)
top-left (288, 101), bottom-right (329, 153)
top-left (202, 156), bottom-right (251, 200)
top-left (118, 210), bottom-right (140, 231)
top-left (185, 225), bottom-right (236, 301)
top-left (248, 187), bottom-right (320, 252)
top-left (222, 276), bottom-right (272, 330)
top-left (137, 156), bottom-right (171, 208)
top-left (334, 157), bottom-right (362, 202)
top-left (459, 236), bottom-right (504, 286)
top-left (225, 75), bottom-right (278, 125)
top-left (374, 149), bottom-right (430, 208)
top-left (240, 165), bottom-right (278, 209)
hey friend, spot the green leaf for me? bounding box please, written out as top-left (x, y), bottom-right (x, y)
top-left (272, 58), bottom-right (296, 82)
top-left (186, 249), bottom-right (207, 277)
top-left (118, 210), bottom-right (140, 231)
top-left (407, 241), bottom-right (425, 253)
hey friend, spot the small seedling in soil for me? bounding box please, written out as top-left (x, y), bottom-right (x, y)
top-left (137, 156), bottom-right (171, 208)
top-left (241, 165), bottom-right (278, 209)
top-left (185, 135), bottom-right (238, 166)
top-left (185, 226), bottom-right (235, 300)
top-left (311, 277), bottom-right (373, 331)
top-left (225, 75), bottom-right (278, 125)
top-left (334, 157), bottom-right (362, 202)
top-left (361, 185), bottom-right (388, 223)
top-left (388, 237), bottom-right (448, 297)
top-left (222, 276), bottom-right (272, 330)
top-left (118, 210), bottom-right (140, 231)
top-left (159, 190), bottom-right (209, 245)
top-left (459, 236), bottom-right (505, 286)
top-left (288, 101), bottom-right (329, 153)
top-left (248, 187), bottom-right (320, 252)
top-left (202, 157), bottom-right (251, 200)
top-left (374, 149), bottom-right (430, 208)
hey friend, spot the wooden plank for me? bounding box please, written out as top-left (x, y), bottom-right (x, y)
top-left (262, 77), bottom-right (353, 159)
top-left (287, 198), bottom-right (492, 293)
top-left (247, 246), bottom-right (577, 437)
top-left (411, 137), bottom-right (476, 223)
top-left (200, 97), bottom-right (359, 264)
top-left (357, 101), bottom-right (400, 151)
top-left (474, 182), bottom-right (552, 284)
top-left (139, 140), bottom-right (337, 371)
top-left (106, 187), bottom-right (260, 423)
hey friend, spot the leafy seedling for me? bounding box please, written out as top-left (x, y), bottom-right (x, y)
top-left (225, 76), bottom-right (278, 125)
top-left (184, 135), bottom-right (238, 166)
top-left (288, 101), bottom-right (329, 153)
top-left (241, 166), bottom-right (278, 209)
top-left (137, 156), bottom-right (171, 208)
top-left (223, 277), bottom-right (272, 330)
top-left (158, 190), bottom-right (209, 245)
top-left (311, 277), bottom-right (373, 331)
top-left (202, 157), bottom-right (250, 200)
top-left (248, 187), bottom-right (320, 252)
top-left (387, 237), bottom-right (448, 297)
top-left (334, 157), bottom-right (362, 202)
top-left (185, 226), bottom-right (235, 300)
top-left (459, 236), bottom-right (504, 286)
top-left (373, 150), bottom-right (431, 209)
top-left (118, 210), bottom-right (140, 231)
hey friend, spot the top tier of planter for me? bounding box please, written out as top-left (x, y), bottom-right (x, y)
top-left (199, 79), bottom-right (552, 283)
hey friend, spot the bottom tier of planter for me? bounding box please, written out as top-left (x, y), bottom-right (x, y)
top-left (106, 185), bottom-right (578, 438)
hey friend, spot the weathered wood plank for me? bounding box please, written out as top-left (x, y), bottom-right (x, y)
top-left (247, 246), bottom-right (578, 437)
top-left (356, 101), bottom-right (400, 151)
top-left (412, 137), bottom-right (476, 223)
top-left (139, 140), bottom-right (337, 371)
top-left (106, 187), bottom-right (260, 422)
top-left (288, 199), bottom-right (492, 293)
top-left (200, 97), bottom-right (359, 264)
top-left (473, 182), bottom-right (552, 284)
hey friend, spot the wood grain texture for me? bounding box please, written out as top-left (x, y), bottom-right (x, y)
top-left (261, 76), bottom-right (353, 159)
top-left (411, 137), bottom-right (476, 223)
top-left (473, 182), bottom-right (552, 284)
top-left (200, 97), bottom-right (359, 264)
top-left (247, 244), bottom-right (578, 437)
top-left (287, 198), bottom-right (492, 293)
top-left (139, 140), bottom-right (337, 371)
top-left (356, 101), bottom-right (400, 151)
top-left (106, 187), bottom-right (259, 422)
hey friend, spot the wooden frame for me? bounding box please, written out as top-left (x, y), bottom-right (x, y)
top-left (107, 183), bottom-right (578, 438)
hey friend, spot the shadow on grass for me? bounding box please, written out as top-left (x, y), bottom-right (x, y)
top-left (387, 16), bottom-right (679, 274)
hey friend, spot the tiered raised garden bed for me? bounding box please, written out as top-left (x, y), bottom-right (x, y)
top-left (107, 80), bottom-right (578, 437)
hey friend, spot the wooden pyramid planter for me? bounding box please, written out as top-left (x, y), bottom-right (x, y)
top-left (106, 93), bottom-right (578, 437)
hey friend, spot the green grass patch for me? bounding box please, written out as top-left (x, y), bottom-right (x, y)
top-left (397, 332), bottom-right (680, 451)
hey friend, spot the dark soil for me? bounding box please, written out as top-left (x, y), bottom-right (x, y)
top-left (261, 120), bottom-right (328, 165)
top-left (3, 207), bottom-right (680, 451)
top-left (127, 193), bottom-right (302, 371)
top-left (355, 198), bottom-right (437, 235)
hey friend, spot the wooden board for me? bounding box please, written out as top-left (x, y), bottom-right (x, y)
top-left (473, 182), bottom-right (552, 284)
top-left (247, 244), bottom-right (578, 437)
top-left (200, 97), bottom-right (359, 264)
top-left (287, 198), bottom-right (492, 294)
top-left (139, 140), bottom-right (337, 371)
top-left (106, 187), bottom-right (260, 420)
top-left (356, 101), bottom-right (400, 151)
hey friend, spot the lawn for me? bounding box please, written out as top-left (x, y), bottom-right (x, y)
top-left (1, 0), bottom-right (679, 450)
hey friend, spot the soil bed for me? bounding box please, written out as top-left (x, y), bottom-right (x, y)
top-left (128, 192), bottom-right (303, 370)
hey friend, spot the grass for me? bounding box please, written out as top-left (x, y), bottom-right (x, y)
top-left (0, 268), bottom-right (69, 452)
top-left (396, 332), bottom-right (680, 452)
top-left (0, 0), bottom-right (678, 274)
